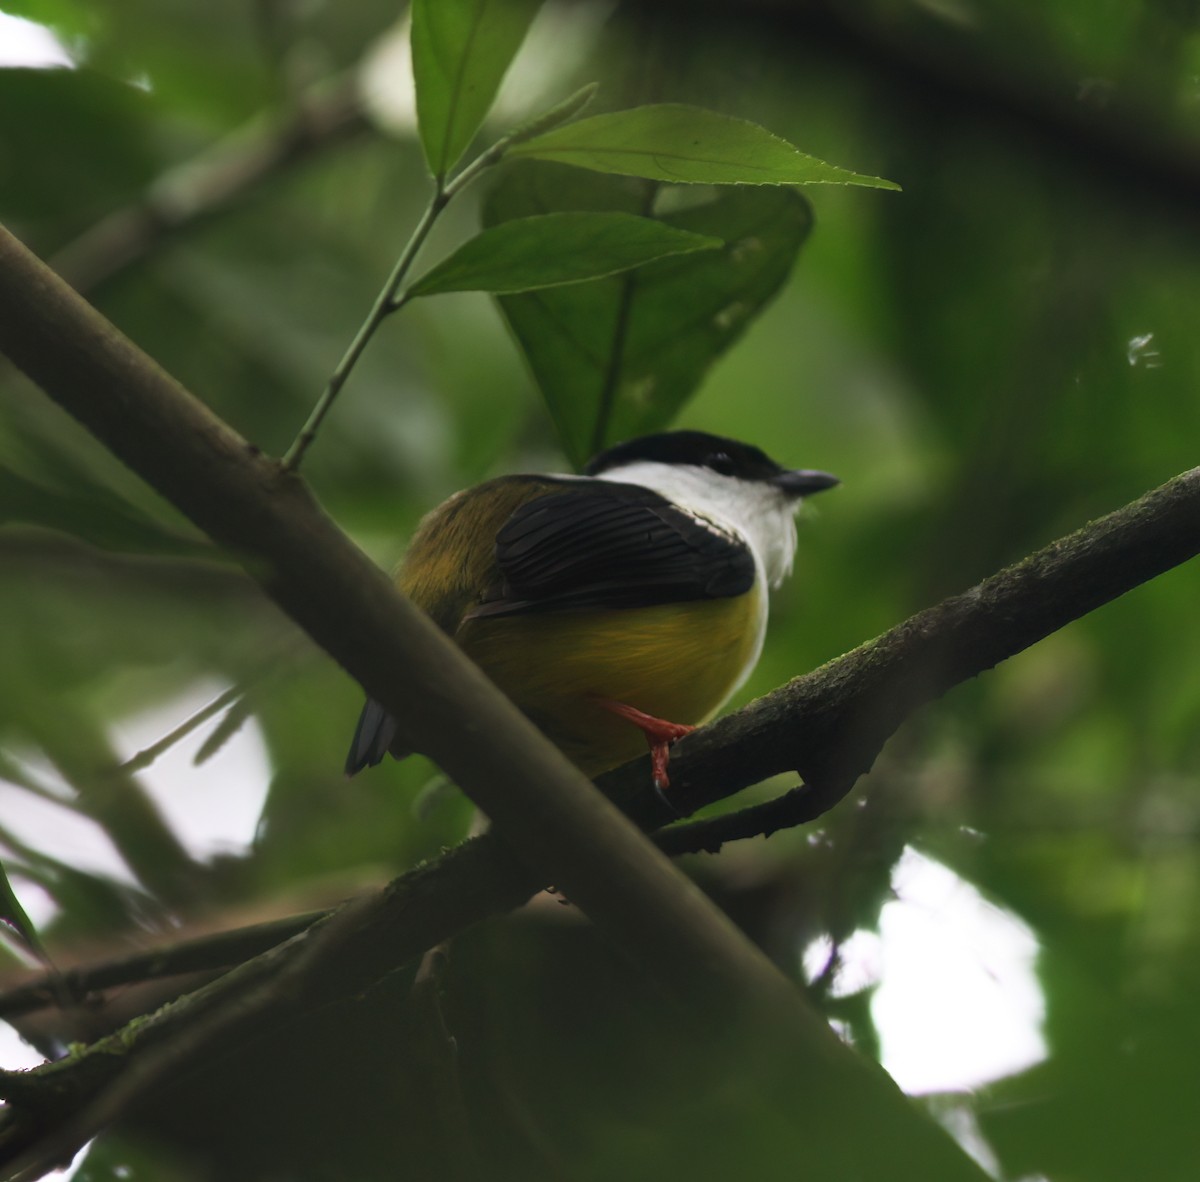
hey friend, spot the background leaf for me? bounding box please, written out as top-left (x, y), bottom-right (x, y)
top-left (411, 0), bottom-right (542, 178)
top-left (509, 103), bottom-right (899, 189)
top-left (408, 211), bottom-right (721, 296)
top-left (0, 860), bottom-right (47, 965)
top-left (483, 161), bottom-right (813, 466)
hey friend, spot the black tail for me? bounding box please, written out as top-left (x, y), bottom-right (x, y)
top-left (344, 698), bottom-right (399, 776)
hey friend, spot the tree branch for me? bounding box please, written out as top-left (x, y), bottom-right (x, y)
top-left (0, 911), bottom-right (326, 1020)
top-left (0, 220), bottom-right (807, 1008)
top-left (48, 74), bottom-right (370, 296)
top-left (0, 452), bottom-right (1194, 1177)
top-left (0, 841), bottom-right (539, 1180)
top-left (0, 223), bottom-right (990, 1179)
top-left (623, 458), bottom-right (1200, 827)
top-left (652, 785), bottom-right (816, 856)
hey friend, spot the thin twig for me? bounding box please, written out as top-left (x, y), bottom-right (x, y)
top-left (118, 648), bottom-right (286, 775)
top-left (279, 187), bottom-right (447, 471)
top-left (280, 138), bottom-right (509, 471)
top-left (0, 911), bottom-right (326, 1020)
top-left (50, 73), bottom-right (369, 296)
top-left (119, 684), bottom-right (245, 775)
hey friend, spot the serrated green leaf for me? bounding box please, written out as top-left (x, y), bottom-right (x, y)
top-left (509, 103), bottom-right (899, 190)
top-left (412, 0), bottom-right (542, 178)
top-left (483, 162), bottom-right (814, 467)
top-left (409, 212), bottom-right (721, 297)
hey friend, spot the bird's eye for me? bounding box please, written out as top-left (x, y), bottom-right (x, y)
top-left (706, 452), bottom-right (736, 475)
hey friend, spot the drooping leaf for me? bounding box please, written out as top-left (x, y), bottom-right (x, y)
top-left (509, 103), bottom-right (899, 190)
top-left (483, 162), bottom-right (813, 468)
top-left (0, 858), bottom-right (49, 966)
top-left (0, 465), bottom-right (207, 557)
top-left (408, 212), bottom-right (721, 297)
top-left (411, 0), bottom-right (542, 179)
top-left (193, 694), bottom-right (252, 767)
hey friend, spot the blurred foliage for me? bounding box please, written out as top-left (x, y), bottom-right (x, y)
top-left (1, 0), bottom-right (1199, 1179)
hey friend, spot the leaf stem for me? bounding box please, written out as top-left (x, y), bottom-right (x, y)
top-left (119, 682), bottom-right (245, 774)
top-left (279, 140), bottom-right (509, 473)
top-left (280, 77), bottom-right (600, 473)
top-left (280, 186), bottom-right (446, 472)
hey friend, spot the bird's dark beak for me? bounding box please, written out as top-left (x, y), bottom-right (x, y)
top-left (772, 468), bottom-right (840, 497)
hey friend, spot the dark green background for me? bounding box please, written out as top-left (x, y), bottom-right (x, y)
top-left (1, 2), bottom-right (1198, 1179)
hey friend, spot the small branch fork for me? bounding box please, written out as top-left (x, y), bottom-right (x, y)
top-left (279, 139), bottom-right (509, 472)
top-left (281, 81), bottom-right (598, 471)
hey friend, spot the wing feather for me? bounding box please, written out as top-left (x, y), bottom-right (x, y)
top-left (467, 482), bottom-right (754, 619)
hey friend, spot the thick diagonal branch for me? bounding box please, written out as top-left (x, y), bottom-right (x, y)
top-left (0, 224), bottom-right (992, 1180)
top-left (8, 449), bottom-right (1199, 1016)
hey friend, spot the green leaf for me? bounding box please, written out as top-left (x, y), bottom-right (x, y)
top-left (408, 212), bottom-right (721, 297)
top-left (0, 858), bottom-right (49, 966)
top-left (483, 162), bottom-right (813, 468)
top-left (193, 695), bottom-right (252, 767)
top-left (411, 0), bottom-right (542, 179)
top-left (508, 103), bottom-right (900, 189)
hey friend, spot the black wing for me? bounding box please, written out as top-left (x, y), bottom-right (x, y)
top-left (466, 482), bottom-right (754, 619)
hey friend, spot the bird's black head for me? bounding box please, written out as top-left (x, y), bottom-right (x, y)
top-left (585, 430), bottom-right (839, 497)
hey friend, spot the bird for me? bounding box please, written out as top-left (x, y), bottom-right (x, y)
top-left (344, 430), bottom-right (838, 789)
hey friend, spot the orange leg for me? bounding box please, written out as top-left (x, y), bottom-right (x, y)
top-left (592, 698), bottom-right (696, 789)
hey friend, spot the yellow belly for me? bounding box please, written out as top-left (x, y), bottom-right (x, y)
top-left (456, 587), bottom-right (764, 776)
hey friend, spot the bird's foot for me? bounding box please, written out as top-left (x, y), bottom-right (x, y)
top-left (592, 698), bottom-right (696, 790)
